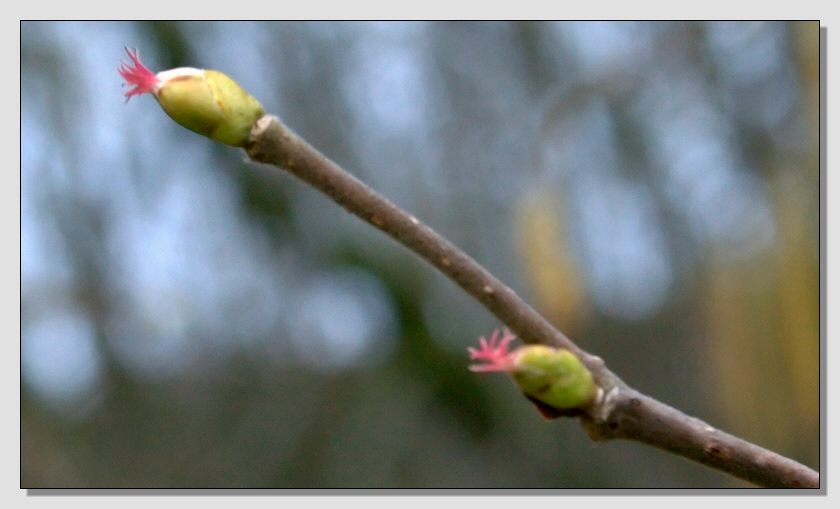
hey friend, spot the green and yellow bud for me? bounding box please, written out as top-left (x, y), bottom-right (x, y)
top-left (119, 48), bottom-right (264, 147)
top-left (468, 329), bottom-right (596, 413)
top-left (510, 344), bottom-right (595, 410)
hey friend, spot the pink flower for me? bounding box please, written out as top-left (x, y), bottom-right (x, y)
top-left (467, 328), bottom-right (517, 372)
top-left (118, 47), bottom-right (160, 101)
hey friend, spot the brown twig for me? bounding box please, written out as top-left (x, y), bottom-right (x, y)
top-left (245, 114), bottom-right (819, 489)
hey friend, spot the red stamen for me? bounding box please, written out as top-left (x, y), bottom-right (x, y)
top-left (467, 328), bottom-right (517, 372)
top-left (118, 47), bottom-right (159, 101)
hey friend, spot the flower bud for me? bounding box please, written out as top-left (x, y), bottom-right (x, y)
top-left (118, 48), bottom-right (264, 147)
top-left (468, 329), bottom-right (596, 411)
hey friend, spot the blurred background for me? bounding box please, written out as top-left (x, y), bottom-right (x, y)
top-left (21, 21), bottom-right (819, 488)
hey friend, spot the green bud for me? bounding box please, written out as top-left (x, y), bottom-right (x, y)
top-left (511, 345), bottom-right (595, 410)
top-left (468, 329), bottom-right (596, 412)
top-left (119, 48), bottom-right (264, 147)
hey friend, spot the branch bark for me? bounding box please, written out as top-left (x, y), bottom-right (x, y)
top-left (245, 114), bottom-right (819, 489)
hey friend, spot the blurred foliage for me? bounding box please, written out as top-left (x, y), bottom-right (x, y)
top-left (21, 21), bottom-right (819, 488)
top-left (515, 188), bottom-right (590, 338)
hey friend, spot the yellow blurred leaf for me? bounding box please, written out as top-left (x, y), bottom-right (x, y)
top-left (515, 188), bottom-right (589, 337)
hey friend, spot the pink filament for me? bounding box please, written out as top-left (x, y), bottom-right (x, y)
top-left (467, 329), bottom-right (517, 372)
top-left (118, 47), bottom-right (159, 101)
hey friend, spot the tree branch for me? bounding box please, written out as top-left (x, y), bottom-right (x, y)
top-left (245, 115), bottom-right (819, 489)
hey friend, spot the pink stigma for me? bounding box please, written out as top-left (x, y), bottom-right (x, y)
top-left (467, 328), bottom-right (517, 372)
top-left (118, 47), bottom-right (159, 101)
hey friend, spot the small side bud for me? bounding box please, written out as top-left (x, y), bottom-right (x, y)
top-left (511, 344), bottom-right (595, 410)
top-left (468, 329), bottom-right (596, 414)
